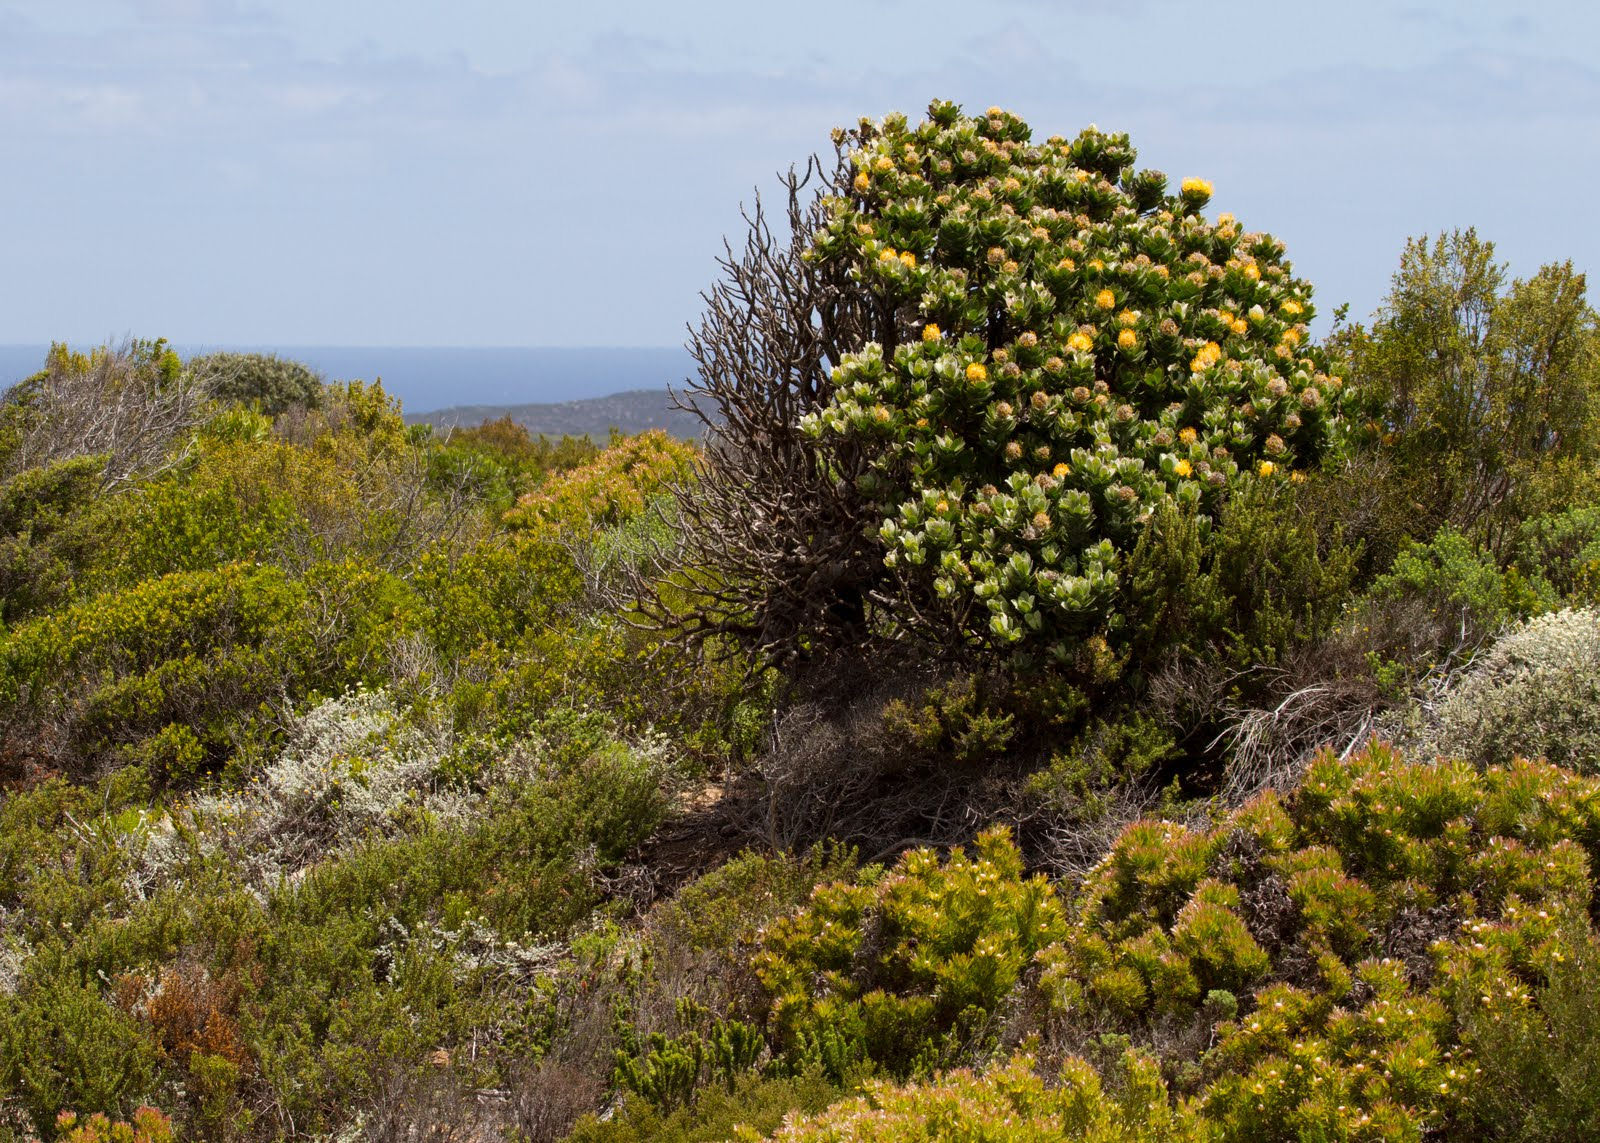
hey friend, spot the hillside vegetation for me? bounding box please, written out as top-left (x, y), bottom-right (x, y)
top-left (2, 103), bottom-right (1599, 1143)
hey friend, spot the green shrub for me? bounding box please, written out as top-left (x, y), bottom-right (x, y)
top-left (566, 1069), bottom-right (843, 1143)
top-left (1366, 526), bottom-right (1551, 647)
top-left (755, 827), bottom-right (1066, 1079)
top-left (1037, 741), bottom-right (1600, 1141)
top-left (1459, 921), bottom-right (1600, 1141)
top-left (753, 1052), bottom-right (1198, 1142)
top-left (1429, 607), bottom-right (1600, 771)
top-left (188, 351), bottom-right (323, 417)
top-left (800, 102), bottom-right (1348, 666)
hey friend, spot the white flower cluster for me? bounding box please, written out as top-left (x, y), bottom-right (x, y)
top-left (128, 689), bottom-right (467, 898)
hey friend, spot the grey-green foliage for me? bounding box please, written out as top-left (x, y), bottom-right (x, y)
top-left (189, 351), bottom-right (324, 417)
top-left (1431, 607), bottom-right (1600, 771)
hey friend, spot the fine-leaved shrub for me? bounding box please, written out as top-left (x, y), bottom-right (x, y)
top-left (1428, 607), bottom-right (1600, 771)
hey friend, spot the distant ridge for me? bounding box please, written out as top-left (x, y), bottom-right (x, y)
top-left (404, 388), bottom-right (706, 441)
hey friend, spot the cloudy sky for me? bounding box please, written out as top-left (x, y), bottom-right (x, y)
top-left (3, 1), bottom-right (1597, 348)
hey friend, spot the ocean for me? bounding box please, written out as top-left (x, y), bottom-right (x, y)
top-left (0, 344), bottom-right (695, 414)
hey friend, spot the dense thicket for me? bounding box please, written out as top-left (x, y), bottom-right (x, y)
top-left (1, 101), bottom-right (1599, 1143)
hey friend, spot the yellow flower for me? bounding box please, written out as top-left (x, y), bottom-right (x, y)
top-left (1002, 260), bottom-right (1020, 274)
top-left (1088, 258), bottom-right (1106, 272)
top-left (1243, 262), bottom-right (1261, 281)
top-left (1181, 176), bottom-right (1214, 198)
top-left (936, 499), bottom-right (949, 513)
top-left (879, 248), bottom-right (898, 262)
top-left (1095, 288), bottom-right (1116, 309)
top-left (1290, 470), bottom-right (1306, 483)
top-left (1281, 327), bottom-right (1302, 347)
top-left (1174, 458), bottom-right (1193, 477)
top-left (1117, 329), bottom-right (1138, 349)
top-left (1190, 341), bottom-right (1223, 372)
top-left (1067, 332), bottom-right (1094, 353)
top-left (922, 323), bottom-right (942, 342)
top-left (1057, 257), bottom-right (1077, 272)
top-left (1258, 460), bottom-right (1276, 477)
top-left (966, 362), bottom-right (989, 382)
top-left (1117, 309), bottom-right (1139, 327)
top-left (873, 155), bottom-right (893, 173)
top-left (873, 405), bottom-right (891, 422)
top-left (1282, 299), bottom-right (1304, 316)
top-left (1218, 212), bottom-right (1236, 226)
top-left (1053, 462), bottom-right (1070, 478)
top-left (853, 171), bottom-right (870, 192)
top-left (986, 105), bottom-right (1004, 118)
top-left (900, 250), bottom-right (917, 268)
top-left (915, 417), bottom-right (929, 428)
top-left (1002, 176), bottom-right (1022, 193)
top-left (1179, 427), bottom-right (1198, 444)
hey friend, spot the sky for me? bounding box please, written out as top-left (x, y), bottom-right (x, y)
top-left (2, 1), bottom-right (1598, 349)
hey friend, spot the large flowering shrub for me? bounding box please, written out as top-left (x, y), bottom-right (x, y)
top-left (801, 102), bottom-right (1346, 661)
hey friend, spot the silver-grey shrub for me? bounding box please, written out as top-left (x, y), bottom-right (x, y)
top-left (1430, 608), bottom-right (1600, 772)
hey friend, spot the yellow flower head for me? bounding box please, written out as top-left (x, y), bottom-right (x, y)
top-left (1258, 460), bottom-right (1276, 477)
top-left (1067, 331), bottom-right (1094, 353)
top-left (1281, 327), bottom-right (1302, 347)
top-left (1174, 458), bottom-right (1193, 478)
top-left (1191, 341), bottom-right (1223, 372)
top-left (873, 405), bottom-right (890, 422)
top-left (936, 499), bottom-right (949, 513)
top-left (1231, 318), bottom-right (1249, 335)
top-left (873, 155), bottom-right (893, 173)
top-left (986, 105), bottom-right (1004, 118)
top-left (1088, 258), bottom-right (1106, 272)
top-left (1179, 427), bottom-right (1198, 444)
top-left (1218, 212), bottom-right (1236, 227)
top-left (853, 171), bottom-right (870, 192)
top-left (1117, 309), bottom-right (1139, 327)
top-left (1057, 257), bottom-right (1077, 272)
top-left (1095, 288), bottom-right (1116, 310)
top-left (1181, 176), bottom-right (1214, 198)
top-left (966, 362), bottom-right (989, 383)
top-left (1282, 299), bottom-right (1304, 316)
top-left (1117, 329), bottom-right (1138, 349)
top-left (900, 251), bottom-right (917, 268)
top-left (1002, 176), bottom-right (1022, 193)
top-left (1053, 462), bottom-right (1070, 478)
top-left (878, 248), bottom-right (898, 263)
top-left (922, 323), bottom-right (942, 343)
top-left (1002, 260), bottom-right (1020, 274)
top-left (1243, 262), bottom-right (1261, 281)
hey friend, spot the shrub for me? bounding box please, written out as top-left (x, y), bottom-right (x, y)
top-left (753, 1053), bottom-right (1199, 1142)
top-left (54, 1107), bottom-right (175, 1143)
top-left (0, 340), bottom-right (204, 487)
top-left (187, 351), bottom-right (323, 417)
top-left (799, 104), bottom-right (1346, 666)
top-left (1459, 921), bottom-right (1600, 1141)
top-left (660, 101), bottom-right (1349, 675)
top-left (1428, 607), bottom-right (1600, 771)
top-left (755, 827), bottom-right (1067, 1078)
top-left (1037, 741), bottom-right (1600, 1141)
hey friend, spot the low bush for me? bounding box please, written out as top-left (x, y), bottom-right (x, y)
top-left (1428, 607), bottom-right (1600, 771)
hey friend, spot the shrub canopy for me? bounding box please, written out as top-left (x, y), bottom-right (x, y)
top-left (692, 102), bottom-right (1350, 668)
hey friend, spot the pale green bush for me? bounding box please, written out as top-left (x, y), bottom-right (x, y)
top-left (1430, 607), bottom-right (1600, 771)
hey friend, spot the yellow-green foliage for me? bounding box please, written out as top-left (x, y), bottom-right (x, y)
top-left (1041, 742), bottom-right (1600, 1141)
top-left (505, 429), bottom-right (697, 535)
top-left (751, 1053), bottom-right (1198, 1142)
top-left (756, 828), bottom-right (1067, 1077)
top-left (0, 559), bottom-right (415, 782)
top-left (803, 102), bottom-right (1347, 661)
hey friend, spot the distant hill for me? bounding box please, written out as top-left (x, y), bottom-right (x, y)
top-left (404, 388), bottom-right (708, 441)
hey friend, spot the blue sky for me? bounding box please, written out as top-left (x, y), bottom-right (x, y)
top-left (3, 1), bottom-right (1597, 347)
